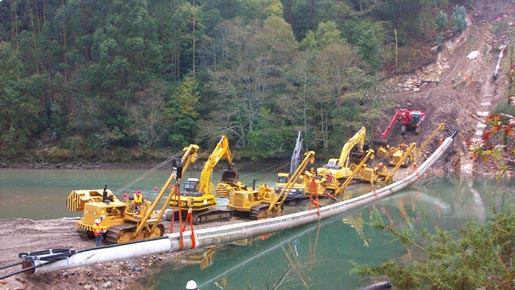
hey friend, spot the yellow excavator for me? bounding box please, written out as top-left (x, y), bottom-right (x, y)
top-left (316, 127), bottom-right (367, 181)
top-left (170, 136), bottom-right (234, 224)
top-left (66, 144), bottom-right (200, 244)
top-left (227, 151), bottom-right (316, 219)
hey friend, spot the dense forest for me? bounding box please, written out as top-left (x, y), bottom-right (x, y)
top-left (0, 0), bottom-right (469, 163)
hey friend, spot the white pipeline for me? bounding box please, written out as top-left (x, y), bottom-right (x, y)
top-left (493, 48), bottom-right (504, 80)
top-left (34, 132), bottom-right (457, 273)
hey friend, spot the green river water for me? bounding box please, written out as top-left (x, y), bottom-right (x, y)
top-left (0, 168), bottom-right (514, 289)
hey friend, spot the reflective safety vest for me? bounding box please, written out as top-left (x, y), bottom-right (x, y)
top-left (93, 224), bottom-right (103, 237)
top-left (133, 194), bottom-right (143, 204)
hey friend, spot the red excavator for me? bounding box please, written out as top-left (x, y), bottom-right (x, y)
top-left (376, 109), bottom-right (425, 144)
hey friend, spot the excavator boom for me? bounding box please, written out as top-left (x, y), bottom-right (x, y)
top-left (379, 109), bottom-right (425, 140)
top-left (198, 136), bottom-right (233, 196)
top-left (317, 127), bottom-right (366, 179)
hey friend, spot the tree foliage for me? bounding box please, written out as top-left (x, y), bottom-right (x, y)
top-left (0, 0), bottom-right (469, 161)
top-left (352, 207), bottom-right (515, 290)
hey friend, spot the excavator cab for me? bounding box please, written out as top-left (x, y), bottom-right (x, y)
top-left (183, 178), bottom-right (202, 197)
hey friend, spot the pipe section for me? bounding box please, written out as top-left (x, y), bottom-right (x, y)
top-left (35, 133), bottom-right (456, 273)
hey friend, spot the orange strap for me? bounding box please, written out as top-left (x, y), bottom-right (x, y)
top-left (412, 163), bottom-right (420, 179)
top-left (371, 185), bottom-right (378, 202)
top-left (308, 176), bottom-right (320, 216)
top-left (179, 208), bottom-right (196, 250)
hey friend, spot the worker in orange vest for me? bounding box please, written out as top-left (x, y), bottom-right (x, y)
top-left (131, 190), bottom-right (144, 213)
top-left (93, 218), bottom-right (104, 247)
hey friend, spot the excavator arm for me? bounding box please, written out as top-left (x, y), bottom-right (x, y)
top-left (337, 127), bottom-right (366, 168)
top-left (268, 151), bottom-right (316, 213)
top-left (380, 110), bottom-right (404, 140)
top-left (317, 127), bottom-right (366, 179)
top-left (198, 135), bottom-right (233, 196)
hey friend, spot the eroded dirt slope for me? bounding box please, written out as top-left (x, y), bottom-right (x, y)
top-left (376, 0), bottom-right (515, 174)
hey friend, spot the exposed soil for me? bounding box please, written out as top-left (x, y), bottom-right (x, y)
top-left (2, 2), bottom-right (515, 289)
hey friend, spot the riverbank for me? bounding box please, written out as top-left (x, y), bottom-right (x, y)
top-left (0, 216), bottom-right (246, 290)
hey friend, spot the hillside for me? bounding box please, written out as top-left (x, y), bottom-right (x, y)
top-left (374, 0), bottom-right (515, 176)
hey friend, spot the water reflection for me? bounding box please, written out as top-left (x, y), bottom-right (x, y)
top-left (1, 169), bottom-right (514, 289)
top-left (138, 174), bottom-right (515, 290)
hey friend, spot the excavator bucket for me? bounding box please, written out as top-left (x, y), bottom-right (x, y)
top-left (220, 170), bottom-right (238, 183)
top-left (373, 138), bottom-right (388, 147)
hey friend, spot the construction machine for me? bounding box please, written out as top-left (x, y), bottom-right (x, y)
top-left (66, 144), bottom-right (200, 244)
top-left (316, 127), bottom-right (367, 181)
top-left (332, 148), bottom-right (375, 197)
top-left (415, 123), bottom-right (445, 157)
top-left (360, 142), bottom-right (417, 184)
top-left (274, 131), bottom-right (308, 202)
top-left (227, 151), bottom-right (316, 219)
top-left (377, 123), bottom-right (445, 167)
top-left (170, 136), bottom-right (234, 224)
top-left (376, 143), bottom-right (415, 168)
top-left (376, 109), bottom-right (425, 144)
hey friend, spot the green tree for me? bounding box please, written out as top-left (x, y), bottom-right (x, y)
top-left (343, 20), bottom-right (385, 69)
top-left (0, 42), bottom-right (45, 155)
top-left (164, 74), bottom-right (200, 149)
top-left (435, 11), bottom-right (449, 30)
top-left (450, 5), bottom-right (467, 33)
top-left (353, 206), bottom-right (515, 290)
top-left (208, 16), bottom-right (297, 149)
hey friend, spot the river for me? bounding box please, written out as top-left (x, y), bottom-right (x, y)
top-left (0, 168), bottom-right (513, 289)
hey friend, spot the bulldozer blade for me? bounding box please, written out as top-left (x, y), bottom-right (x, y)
top-left (220, 170), bottom-right (238, 182)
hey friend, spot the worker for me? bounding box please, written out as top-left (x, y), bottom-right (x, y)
top-left (93, 218), bottom-right (104, 247)
top-left (375, 162), bottom-right (385, 175)
top-left (102, 185), bottom-right (109, 203)
top-left (186, 280), bottom-right (198, 290)
top-left (326, 173), bottom-right (334, 183)
top-left (131, 190), bottom-right (144, 213)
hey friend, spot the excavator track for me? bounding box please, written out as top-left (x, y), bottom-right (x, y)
top-left (104, 224), bottom-right (136, 244)
top-left (104, 223), bottom-right (166, 244)
top-left (193, 209), bottom-right (232, 225)
top-left (249, 204), bottom-right (273, 220)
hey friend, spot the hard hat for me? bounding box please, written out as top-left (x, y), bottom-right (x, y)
top-left (137, 189), bottom-right (142, 194)
top-left (94, 219), bottom-right (101, 224)
top-left (185, 280), bottom-right (198, 290)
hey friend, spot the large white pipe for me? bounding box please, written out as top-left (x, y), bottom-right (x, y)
top-left (34, 132), bottom-right (457, 273)
top-left (493, 48), bottom-right (504, 80)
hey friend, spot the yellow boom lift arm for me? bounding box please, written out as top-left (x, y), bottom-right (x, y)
top-left (131, 144), bottom-right (199, 239)
top-left (268, 151), bottom-right (316, 213)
